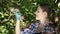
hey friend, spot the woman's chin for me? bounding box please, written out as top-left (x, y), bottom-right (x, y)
top-left (36, 18), bottom-right (39, 20)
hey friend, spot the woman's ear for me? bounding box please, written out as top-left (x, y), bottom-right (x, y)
top-left (43, 12), bottom-right (47, 17)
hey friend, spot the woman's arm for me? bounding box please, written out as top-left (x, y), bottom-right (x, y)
top-left (15, 20), bottom-right (20, 34)
top-left (10, 8), bottom-right (22, 34)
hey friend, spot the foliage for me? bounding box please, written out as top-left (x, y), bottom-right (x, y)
top-left (0, 0), bottom-right (60, 34)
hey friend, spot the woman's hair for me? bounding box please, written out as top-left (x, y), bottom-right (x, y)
top-left (39, 3), bottom-right (56, 23)
top-left (39, 3), bottom-right (51, 18)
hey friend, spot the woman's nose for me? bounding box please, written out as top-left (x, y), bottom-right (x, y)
top-left (34, 12), bottom-right (37, 15)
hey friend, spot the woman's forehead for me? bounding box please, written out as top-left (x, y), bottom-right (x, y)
top-left (36, 6), bottom-right (43, 12)
top-left (37, 6), bottom-right (42, 10)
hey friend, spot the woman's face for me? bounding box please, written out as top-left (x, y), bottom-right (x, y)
top-left (35, 6), bottom-right (47, 20)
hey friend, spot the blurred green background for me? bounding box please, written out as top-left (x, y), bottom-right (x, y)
top-left (0, 0), bottom-right (60, 34)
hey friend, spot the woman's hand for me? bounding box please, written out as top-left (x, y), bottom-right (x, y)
top-left (10, 8), bottom-right (22, 34)
top-left (10, 8), bottom-right (23, 21)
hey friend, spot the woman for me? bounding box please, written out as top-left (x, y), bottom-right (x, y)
top-left (11, 3), bottom-right (58, 34)
top-left (34, 3), bottom-right (56, 34)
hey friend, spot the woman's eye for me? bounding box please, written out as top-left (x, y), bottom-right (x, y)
top-left (38, 11), bottom-right (39, 13)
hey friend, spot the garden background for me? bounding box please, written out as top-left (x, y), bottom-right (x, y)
top-left (0, 0), bottom-right (60, 34)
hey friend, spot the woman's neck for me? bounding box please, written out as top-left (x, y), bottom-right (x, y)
top-left (39, 18), bottom-right (49, 24)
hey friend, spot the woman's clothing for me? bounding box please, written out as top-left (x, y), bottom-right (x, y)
top-left (20, 20), bottom-right (58, 34)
